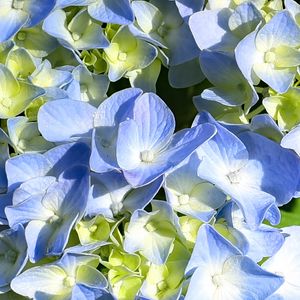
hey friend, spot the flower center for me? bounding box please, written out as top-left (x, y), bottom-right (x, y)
top-left (64, 276), bottom-right (76, 288)
top-left (47, 213), bottom-right (60, 224)
top-left (118, 52), bottom-right (127, 62)
top-left (212, 274), bottom-right (224, 287)
top-left (157, 280), bottom-right (168, 291)
top-left (16, 31), bottom-right (26, 41)
top-left (178, 194), bottom-right (190, 205)
top-left (145, 221), bottom-right (157, 232)
top-left (264, 51), bottom-right (276, 64)
top-left (89, 224), bottom-right (98, 233)
top-left (140, 150), bottom-right (154, 163)
top-left (72, 32), bottom-right (81, 41)
top-left (226, 171), bottom-right (240, 184)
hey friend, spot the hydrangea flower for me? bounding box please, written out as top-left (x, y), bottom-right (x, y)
top-left (5, 165), bottom-right (89, 262)
top-left (0, 64), bottom-right (44, 119)
top-left (43, 8), bottom-right (109, 54)
top-left (104, 26), bottom-right (157, 82)
top-left (124, 201), bottom-right (182, 265)
top-left (116, 92), bottom-right (216, 187)
top-left (185, 224), bottom-right (284, 300)
top-left (164, 152), bottom-right (226, 222)
top-left (86, 170), bottom-right (163, 219)
top-left (194, 112), bottom-right (300, 228)
top-left (11, 252), bottom-right (112, 299)
top-left (235, 10), bottom-right (300, 93)
top-left (7, 116), bottom-right (53, 153)
top-left (217, 202), bottom-right (284, 262)
top-left (189, 2), bottom-right (263, 52)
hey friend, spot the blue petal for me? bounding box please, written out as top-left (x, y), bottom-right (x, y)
top-left (168, 58), bottom-right (205, 88)
top-left (185, 224), bottom-right (241, 276)
top-left (90, 88), bottom-right (142, 173)
top-left (200, 50), bottom-right (258, 109)
top-left (38, 99), bottom-right (96, 143)
top-left (24, 0), bottom-right (56, 27)
top-left (120, 123), bottom-right (216, 187)
top-left (88, 0), bottom-right (134, 25)
top-left (0, 9), bottom-right (28, 42)
top-left (45, 142), bottom-right (91, 177)
top-left (175, 0), bottom-right (204, 21)
top-left (189, 8), bottom-right (239, 51)
top-left (6, 153), bottom-right (52, 192)
top-left (235, 28), bottom-right (261, 85)
top-left (239, 131), bottom-right (300, 206)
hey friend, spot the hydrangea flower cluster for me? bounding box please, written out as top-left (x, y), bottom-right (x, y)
top-left (0, 0), bottom-right (300, 299)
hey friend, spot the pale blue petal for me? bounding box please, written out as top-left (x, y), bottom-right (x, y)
top-left (263, 226), bottom-right (300, 300)
top-left (44, 142), bottom-right (91, 177)
top-left (11, 264), bottom-right (68, 298)
top-left (166, 23), bottom-right (199, 66)
top-left (228, 2), bottom-right (263, 39)
top-left (256, 10), bottom-right (300, 51)
top-left (185, 224), bottom-right (242, 276)
top-left (239, 131), bottom-right (300, 206)
top-left (12, 176), bottom-right (56, 205)
top-left (168, 58), bottom-right (205, 89)
top-left (132, 92), bottom-right (175, 151)
top-left (0, 9), bottom-right (28, 43)
top-left (281, 125), bottom-right (300, 157)
top-left (26, 218), bottom-right (76, 262)
top-left (90, 88), bottom-right (142, 173)
top-left (23, 0), bottom-right (56, 27)
top-left (6, 154), bottom-right (52, 192)
top-left (253, 62), bottom-right (296, 94)
top-left (189, 8), bottom-right (239, 51)
top-left (123, 176), bottom-right (163, 213)
top-left (55, 0), bottom-right (94, 8)
top-left (175, 0), bottom-right (204, 21)
top-left (57, 165), bottom-right (89, 217)
top-left (88, 0), bottom-right (134, 25)
top-left (42, 9), bottom-right (74, 49)
top-left (38, 99), bottom-right (96, 143)
top-left (116, 119), bottom-right (141, 171)
top-left (235, 28), bottom-right (261, 85)
top-left (5, 195), bottom-right (51, 228)
top-left (121, 123), bottom-right (216, 187)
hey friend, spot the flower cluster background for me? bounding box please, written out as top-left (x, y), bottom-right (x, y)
top-left (0, 0), bottom-right (300, 299)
